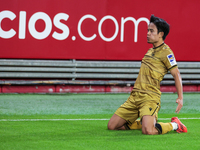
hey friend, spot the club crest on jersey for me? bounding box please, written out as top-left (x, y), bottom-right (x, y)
top-left (167, 54), bottom-right (177, 66)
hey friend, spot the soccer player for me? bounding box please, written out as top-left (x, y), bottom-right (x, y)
top-left (107, 15), bottom-right (187, 134)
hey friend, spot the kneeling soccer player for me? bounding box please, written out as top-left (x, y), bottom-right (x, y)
top-left (107, 15), bottom-right (187, 135)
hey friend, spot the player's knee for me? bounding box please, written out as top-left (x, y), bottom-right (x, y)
top-left (142, 126), bottom-right (154, 135)
top-left (107, 122), bottom-right (115, 130)
top-left (143, 129), bottom-right (153, 135)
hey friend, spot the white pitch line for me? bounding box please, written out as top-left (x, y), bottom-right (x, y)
top-left (0, 118), bottom-right (109, 122)
top-left (0, 118), bottom-right (200, 122)
top-left (157, 118), bottom-right (200, 120)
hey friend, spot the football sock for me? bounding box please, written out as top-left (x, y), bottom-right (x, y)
top-left (155, 122), bottom-right (173, 134)
top-left (170, 122), bottom-right (178, 130)
top-left (128, 120), bottom-right (142, 130)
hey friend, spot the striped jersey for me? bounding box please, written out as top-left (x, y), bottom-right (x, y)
top-left (132, 43), bottom-right (177, 97)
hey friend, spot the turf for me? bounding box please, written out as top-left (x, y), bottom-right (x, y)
top-left (0, 93), bottom-right (200, 150)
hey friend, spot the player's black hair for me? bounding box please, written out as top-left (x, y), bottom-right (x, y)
top-left (150, 15), bottom-right (170, 40)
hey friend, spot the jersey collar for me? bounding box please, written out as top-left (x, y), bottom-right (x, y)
top-left (153, 43), bottom-right (165, 52)
top-left (153, 43), bottom-right (165, 49)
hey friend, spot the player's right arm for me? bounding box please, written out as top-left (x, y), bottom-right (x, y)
top-left (170, 67), bottom-right (183, 114)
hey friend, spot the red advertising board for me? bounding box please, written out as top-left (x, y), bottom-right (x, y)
top-left (0, 0), bottom-right (200, 61)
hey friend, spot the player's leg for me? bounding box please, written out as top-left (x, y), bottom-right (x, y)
top-left (108, 114), bottom-right (141, 130)
top-left (155, 122), bottom-right (174, 134)
top-left (108, 94), bottom-right (139, 130)
top-left (107, 114), bottom-right (127, 130)
top-left (142, 115), bottom-right (187, 134)
top-left (139, 101), bottom-right (164, 134)
top-left (142, 115), bottom-right (173, 135)
top-left (141, 110), bottom-right (173, 134)
top-left (142, 115), bottom-right (159, 135)
top-left (138, 96), bottom-right (187, 134)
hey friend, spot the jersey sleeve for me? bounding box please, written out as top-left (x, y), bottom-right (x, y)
top-left (161, 49), bottom-right (178, 71)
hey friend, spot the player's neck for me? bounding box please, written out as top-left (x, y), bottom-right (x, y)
top-left (153, 42), bottom-right (164, 49)
top-left (152, 41), bottom-right (164, 48)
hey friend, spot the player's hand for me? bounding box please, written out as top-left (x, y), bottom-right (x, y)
top-left (175, 98), bottom-right (183, 113)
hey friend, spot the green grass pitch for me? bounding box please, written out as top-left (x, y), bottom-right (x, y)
top-left (0, 93), bottom-right (200, 150)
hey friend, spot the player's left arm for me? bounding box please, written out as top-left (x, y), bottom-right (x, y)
top-left (170, 67), bottom-right (183, 113)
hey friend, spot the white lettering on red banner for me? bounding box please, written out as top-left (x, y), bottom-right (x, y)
top-left (0, 10), bottom-right (149, 42)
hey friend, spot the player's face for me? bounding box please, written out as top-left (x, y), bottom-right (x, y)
top-left (147, 23), bottom-right (162, 45)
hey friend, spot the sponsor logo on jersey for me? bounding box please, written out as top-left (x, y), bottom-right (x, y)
top-left (167, 54), bottom-right (177, 66)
